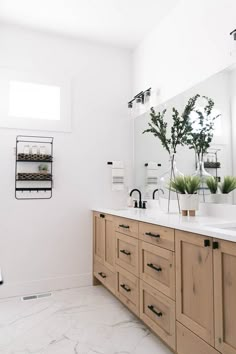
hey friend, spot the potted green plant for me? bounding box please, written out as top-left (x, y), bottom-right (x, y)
top-left (206, 177), bottom-right (219, 203)
top-left (170, 176), bottom-right (200, 216)
top-left (218, 176), bottom-right (236, 204)
top-left (206, 176), bottom-right (236, 204)
top-left (38, 164), bottom-right (48, 175)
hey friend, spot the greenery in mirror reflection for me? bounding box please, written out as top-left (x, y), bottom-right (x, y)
top-left (206, 177), bottom-right (218, 194)
top-left (186, 96), bottom-right (221, 159)
top-left (219, 176), bottom-right (236, 194)
top-left (143, 94), bottom-right (220, 158)
top-left (206, 176), bottom-right (236, 194)
top-left (143, 94), bottom-right (200, 154)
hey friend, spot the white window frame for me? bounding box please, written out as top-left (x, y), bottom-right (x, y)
top-left (0, 68), bottom-right (71, 132)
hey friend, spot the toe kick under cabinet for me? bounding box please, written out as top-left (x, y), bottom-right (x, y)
top-left (93, 212), bottom-right (236, 354)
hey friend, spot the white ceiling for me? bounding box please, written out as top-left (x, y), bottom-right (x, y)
top-left (0, 0), bottom-right (178, 49)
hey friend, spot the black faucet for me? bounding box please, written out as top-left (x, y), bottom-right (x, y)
top-left (130, 189), bottom-right (142, 208)
top-left (153, 189), bottom-right (159, 200)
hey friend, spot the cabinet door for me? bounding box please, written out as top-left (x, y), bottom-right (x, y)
top-left (214, 239), bottom-right (236, 354)
top-left (104, 214), bottom-right (115, 272)
top-left (93, 212), bottom-right (105, 264)
top-left (93, 212), bottom-right (115, 270)
top-left (176, 230), bottom-right (214, 346)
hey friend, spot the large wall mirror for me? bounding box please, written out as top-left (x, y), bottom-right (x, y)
top-left (134, 64), bottom-right (236, 205)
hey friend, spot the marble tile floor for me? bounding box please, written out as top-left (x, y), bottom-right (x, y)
top-left (0, 285), bottom-right (172, 354)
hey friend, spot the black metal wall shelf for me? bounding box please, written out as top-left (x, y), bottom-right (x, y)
top-left (16, 188), bottom-right (52, 192)
top-left (15, 135), bottom-right (54, 200)
top-left (16, 159), bottom-right (53, 163)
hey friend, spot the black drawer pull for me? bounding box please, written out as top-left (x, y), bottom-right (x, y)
top-left (100, 214), bottom-right (105, 218)
top-left (148, 305), bottom-right (163, 317)
top-left (213, 241), bottom-right (219, 249)
top-left (204, 239), bottom-right (210, 247)
top-left (147, 263), bottom-right (162, 272)
top-left (145, 232), bottom-right (160, 238)
top-left (120, 284), bottom-right (131, 292)
top-left (119, 224), bottom-right (130, 229)
top-left (98, 272), bottom-right (106, 279)
top-left (120, 249), bottom-right (131, 256)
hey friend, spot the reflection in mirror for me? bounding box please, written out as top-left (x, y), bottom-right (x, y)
top-left (134, 64), bottom-right (236, 205)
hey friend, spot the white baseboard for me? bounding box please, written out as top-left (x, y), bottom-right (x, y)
top-left (0, 273), bottom-right (92, 299)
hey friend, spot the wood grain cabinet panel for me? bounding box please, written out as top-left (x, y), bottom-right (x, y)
top-left (93, 212), bottom-right (105, 264)
top-left (104, 215), bottom-right (115, 271)
top-left (140, 280), bottom-right (176, 351)
top-left (175, 230), bottom-right (214, 346)
top-left (177, 322), bottom-right (220, 354)
top-left (115, 232), bottom-right (139, 276)
top-left (94, 260), bottom-right (116, 295)
top-left (116, 265), bottom-right (139, 316)
top-left (115, 217), bottom-right (139, 239)
top-left (214, 239), bottom-right (236, 354)
top-left (139, 241), bottom-right (175, 300)
top-left (93, 212), bottom-right (115, 271)
top-left (139, 222), bottom-right (174, 251)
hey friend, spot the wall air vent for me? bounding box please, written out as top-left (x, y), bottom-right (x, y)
top-left (21, 292), bottom-right (52, 301)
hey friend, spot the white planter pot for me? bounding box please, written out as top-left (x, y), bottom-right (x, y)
top-left (179, 194), bottom-right (199, 211)
top-left (209, 194), bottom-right (230, 204)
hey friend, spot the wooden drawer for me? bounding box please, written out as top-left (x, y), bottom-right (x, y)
top-left (140, 280), bottom-right (176, 351)
top-left (115, 217), bottom-right (139, 239)
top-left (115, 232), bottom-right (139, 276)
top-left (116, 265), bottom-right (139, 316)
top-left (94, 260), bottom-right (116, 295)
top-left (139, 241), bottom-right (175, 300)
top-left (139, 222), bottom-right (174, 251)
top-left (177, 322), bottom-right (220, 354)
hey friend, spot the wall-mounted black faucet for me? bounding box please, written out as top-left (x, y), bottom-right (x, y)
top-left (130, 189), bottom-right (143, 208)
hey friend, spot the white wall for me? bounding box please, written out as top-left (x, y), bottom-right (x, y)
top-left (133, 0), bottom-right (236, 103)
top-left (0, 25), bottom-right (132, 298)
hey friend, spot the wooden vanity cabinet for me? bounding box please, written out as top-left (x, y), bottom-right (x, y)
top-left (214, 239), bottom-right (236, 354)
top-left (175, 230), bottom-right (214, 346)
top-left (93, 212), bottom-right (115, 272)
top-left (93, 212), bottom-right (236, 354)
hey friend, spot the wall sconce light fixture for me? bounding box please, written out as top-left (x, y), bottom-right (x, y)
top-left (128, 88), bottom-right (151, 109)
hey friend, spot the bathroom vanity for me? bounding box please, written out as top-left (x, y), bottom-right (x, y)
top-left (93, 208), bottom-right (236, 354)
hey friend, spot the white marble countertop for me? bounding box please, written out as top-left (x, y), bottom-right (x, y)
top-left (93, 207), bottom-right (236, 243)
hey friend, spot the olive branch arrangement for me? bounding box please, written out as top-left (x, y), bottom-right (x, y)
top-left (143, 94), bottom-right (220, 156)
top-left (186, 96), bottom-right (221, 159)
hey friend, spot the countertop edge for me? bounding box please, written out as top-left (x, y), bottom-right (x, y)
top-left (92, 208), bottom-right (236, 243)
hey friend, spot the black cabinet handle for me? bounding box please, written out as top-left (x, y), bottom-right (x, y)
top-left (119, 224), bottom-right (130, 229)
top-left (204, 239), bottom-right (211, 247)
top-left (120, 284), bottom-right (131, 292)
top-left (145, 232), bottom-right (160, 238)
top-left (120, 249), bottom-right (131, 256)
top-left (213, 241), bottom-right (219, 249)
top-left (148, 305), bottom-right (162, 317)
top-left (98, 272), bottom-right (106, 279)
top-left (100, 214), bottom-right (105, 218)
top-left (147, 263), bottom-right (162, 272)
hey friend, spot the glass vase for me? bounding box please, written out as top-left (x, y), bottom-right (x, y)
top-left (158, 153), bottom-right (183, 213)
top-left (193, 154), bottom-right (212, 202)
